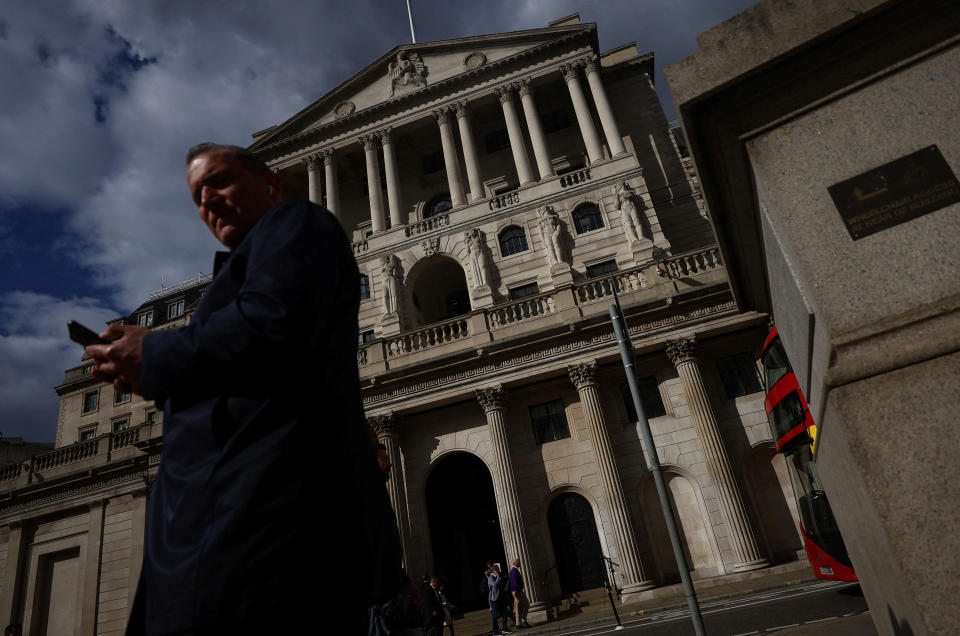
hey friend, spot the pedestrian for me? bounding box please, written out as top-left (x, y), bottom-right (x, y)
top-left (487, 565), bottom-right (511, 635)
top-left (509, 558), bottom-right (531, 628)
top-left (421, 576), bottom-right (445, 636)
top-left (437, 581), bottom-right (456, 636)
top-left (87, 143), bottom-right (403, 634)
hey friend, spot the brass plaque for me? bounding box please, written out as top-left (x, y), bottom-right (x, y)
top-left (828, 145), bottom-right (960, 240)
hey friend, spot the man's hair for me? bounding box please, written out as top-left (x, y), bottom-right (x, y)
top-left (4, 624), bottom-right (22, 636)
top-left (186, 143), bottom-right (271, 174)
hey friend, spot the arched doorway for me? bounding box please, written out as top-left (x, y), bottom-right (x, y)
top-left (547, 492), bottom-right (606, 593)
top-left (425, 452), bottom-right (505, 611)
top-left (408, 255), bottom-right (470, 326)
top-left (640, 471), bottom-right (719, 584)
top-left (743, 444), bottom-right (803, 562)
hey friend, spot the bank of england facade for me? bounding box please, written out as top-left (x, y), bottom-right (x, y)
top-left (0, 14), bottom-right (806, 632)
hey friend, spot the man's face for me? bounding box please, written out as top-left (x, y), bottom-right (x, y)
top-left (187, 150), bottom-right (280, 249)
top-left (376, 448), bottom-right (392, 477)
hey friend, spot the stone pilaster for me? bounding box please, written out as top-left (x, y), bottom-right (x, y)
top-left (496, 85), bottom-right (535, 185)
top-left (81, 499), bottom-right (106, 634)
top-left (518, 78), bottom-right (555, 180)
top-left (454, 100), bottom-right (484, 201)
top-left (0, 522), bottom-right (26, 626)
top-left (560, 61), bottom-right (604, 164)
top-left (475, 385), bottom-right (547, 621)
top-left (433, 107), bottom-right (466, 207)
top-left (369, 412), bottom-right (410, 568)
top-left (378, 127), bottom-right (405, 228)
top-left (320, 149), bottom-right (340, 220)
top-left (583, 56), bottom-right (627, 157)
top-left (665, 337), bottom-right (769, 572)
top-left (303, 153), bottom-right (322, 204)
top-left (568, 361), bottom-right (655, 601)
top-left (361, 135), bottom-right (386, 232)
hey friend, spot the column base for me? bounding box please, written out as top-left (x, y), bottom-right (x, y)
top-left (733, 557), bottom-right (770, 573)
top-left (525, 601), bottom-right (550, 625)
top-left (619, 579), bottom-right (657, 605)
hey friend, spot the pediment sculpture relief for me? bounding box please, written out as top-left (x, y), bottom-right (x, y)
top-left (334, 101), bottom-right (356, 118)
top-left (389, 51), bottom-right (427, 97)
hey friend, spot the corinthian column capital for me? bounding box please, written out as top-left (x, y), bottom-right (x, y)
top-left (302, 153), bottom-right (320, 171)
top-left (568, 360), bottom-right (599, 389)
top-left (319, 148), bottom-right (334, 164)
top-left (517, 77), bottom-right (532, 97)
top-left (495, 85), bottom-right (514, 104)
top-left (560, 62), bottom-right (580, 82)
top-left (432, 107), bottom-right (451, 125)
top-left (454, 99), bottom-right (470, 118)
top-left (582, 55), bottom-right (600, 75)
top-left (666, 336), bottom-right (698, 367)
top-left (475, 385), bottom-right (507, 413)
top-left (368, 412), bottom-right (400, 440)
top-left (377, 127), bottom-right (393, 143)
top-left (360, 134), bottom-right (378, 152)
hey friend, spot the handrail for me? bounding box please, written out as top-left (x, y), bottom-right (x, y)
top-left (488, 292), bottom-right (557, 329)
top-left (384, 315), bottom-right (470, 358)
top-left (405, 214), bottom-right (450, 237)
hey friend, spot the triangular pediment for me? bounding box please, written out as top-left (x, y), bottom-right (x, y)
top-left (250, 23), bottom-right (596, 151)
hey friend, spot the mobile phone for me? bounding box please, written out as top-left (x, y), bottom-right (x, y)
top-left (67, 321), bottom-right (110, 346)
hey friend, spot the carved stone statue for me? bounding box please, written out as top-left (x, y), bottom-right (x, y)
top-left (538, 205), bottom-right (564, 266)
top-left (464, 228), bottom-right (490, 288)
top-left (617, 181), bottom-right (651, 244)
top-left (381, 254), bottom-right (403, 315)
top-left (389, 51), bottom-right (427, 96)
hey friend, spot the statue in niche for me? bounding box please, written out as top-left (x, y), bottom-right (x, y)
top-left (617, 181), bottom-right (652, 244)
top-left (389, 51), bottom-right (427, 96)
top-left (538, 205), bottom-right (564, 266)
top-left (381, 254), bottom-right (403, 315)
top-left (464, 228), bottom-right (490, 288)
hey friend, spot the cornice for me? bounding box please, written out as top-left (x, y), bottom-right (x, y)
top-left (254, 29), bottom-right (596, 162)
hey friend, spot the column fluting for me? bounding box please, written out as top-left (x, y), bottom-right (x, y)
top-left (379, 127), bottom-right (405, 228)
top-left (304, 153), bottom-right (321, 204)
top-left (518, 78), bottom-right (554, 180)
top-left (454, 100), bottom-right (484, 201)
top-left (434, 107), bottom-right (466, 207)
top-left (370, 412), bottom-right (410, 568)
top-left (321, 149), bottom-right (340, 220)
top-left (665, 337), bottom-right (769, 572)
top-left (583, 57), bottom-right (627, 157)
top-left (560, 61), bottom-right (604, 164)
top-left (361, 135), bottom-right (386, 233)
top-left (568, 361), bottom-right (655, 597)
top-left (496, 85), bottom-right (535, 185)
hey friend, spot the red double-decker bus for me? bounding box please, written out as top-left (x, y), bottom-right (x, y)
top-left (761, 327), bottom-right (857, 582)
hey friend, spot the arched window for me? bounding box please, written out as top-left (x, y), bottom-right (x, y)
top-left (359, 274), bottom-right (370, 300)
top-left (424, 193), bottom-right (452, 219)
top-left (573, 203), bottom-right (604, 234)
top-left (498, 226), bottom-right (528, 256)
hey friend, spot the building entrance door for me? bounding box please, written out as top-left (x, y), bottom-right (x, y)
top-left (425, 452), bottom-right (506, 612)
top-left (548, 492), bottom-right (606, 593)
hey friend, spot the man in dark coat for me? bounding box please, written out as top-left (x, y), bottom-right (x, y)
top-left (88, 143), bottom-right (402, 634)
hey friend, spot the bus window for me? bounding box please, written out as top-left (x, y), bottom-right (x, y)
top-left (762, 333), bottom-right (791, 391)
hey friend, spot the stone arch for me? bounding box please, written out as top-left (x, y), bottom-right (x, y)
top-left (639, 466), bottom-right (722, 584)
top-left (541, 487), bottom-right (610, 594)
top-left (404, 253), bottom-right (471, 326)
top-left (742, 442), bottom-right (803, 563)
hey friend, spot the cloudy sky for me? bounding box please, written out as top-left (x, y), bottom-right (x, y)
top-left (0, 0), bottom-right (758, 442)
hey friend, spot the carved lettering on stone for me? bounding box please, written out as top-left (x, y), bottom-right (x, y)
top-left (422, 236), bottom-right (440, 257)
top-left (389, 51), bottom-right (427, 97)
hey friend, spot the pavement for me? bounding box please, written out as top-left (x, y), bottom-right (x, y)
top-left (450, 560), bottom-right (878, 635)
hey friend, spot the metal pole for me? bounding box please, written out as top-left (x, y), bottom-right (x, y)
top-left (405, 0), bottom-right (417, 43)
top-left (602, 556), bottom-right (624, 630)
top-left (609, 299), bottom-right (707, 636)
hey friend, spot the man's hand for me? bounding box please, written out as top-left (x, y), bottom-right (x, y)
top-left (86, 324), bottom-right (148, 396)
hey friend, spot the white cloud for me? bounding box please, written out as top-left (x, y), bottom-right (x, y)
top-left (0, 292), bottom-right (118, 441)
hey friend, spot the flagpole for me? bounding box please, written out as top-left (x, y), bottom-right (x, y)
top-left (406, 0), bottom-right (417, 43)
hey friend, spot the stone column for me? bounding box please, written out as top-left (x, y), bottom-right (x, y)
top-left (81, 499), bottom-right (105, 634)
top-left (665, 337), bottom-right (769, 572)
top-left (560, 61), bottom-right (605, 164)
top-left (321, 149), bottom-right (340, 220)
top-left (583, 56), bottom-right (627, 157)
top-left (370, 412), bottom-right (410, 568)
top-left (433, 107), bottom-right (466, 207)
top-left (303, 153), bottom-right (322, 204)
top-left (361, 135), bottom-right (386, 233)
top-left (475, 385), bottom-right (548, 621)
top-left (454, 100), bottom-right (484, 201)
top-left (0, 522), bottom-right (26, 626)
top-left (379, 127), bottom-right (406, 228)
top-left (518, 78), bottom-right (555, 180)
top-left (496, 85), bottom-right (536, 186)
top-left (568, 361), bottom-right (655, 600)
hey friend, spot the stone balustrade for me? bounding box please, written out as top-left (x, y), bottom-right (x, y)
top-left (488, 292), bottom-right (557, 329)
top-left (353, 240), bottom-right (369, 255)
top-left (558, 167), bottom-right (591, 188)
top-left (665, 247), bottom-right (723, 277)
top-left (405, 213), bottom-right (450, 237)
top-left (34, 437), bottom-right (100, 471)
top-left (0, 463), bottom-right (22, 482)
top-left (575, 266), bottom-right (649, 304)
top-left (385, 316), bottom-right (470, 358)
top-left (488, 190), bottom-right (521, 211)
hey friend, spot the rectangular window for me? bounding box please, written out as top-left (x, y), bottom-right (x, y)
top-left (114, 389), bottom-right (131, 405)
top-left (485, 128), bottom-right (510, 154)
top-left (620, 378), bottom-right (667, 422)
top-left (509, 283), bottom-right (540, 300)
top-left (529, 399), bottom-right (571, 445)
top-left (541, 109), bottom-right (571, 135)
top-left (79, 427), bottom-right (96, 441)
top-left (716, 352), bottom-right (765, 398)
top-left (137, 310), bottom-right (154, 327)
top-left (586, 260), bottom-right (618, 278)
top-left (167, 300), bottom-right (184, 319)
top-left (358, 330), bottom-right (376, 345)
top-left (359, 275), bottom-right (371, 301)
top-left (112, 417), bottom-right (130, 433)
top-left (82, 389), bottom-right (99, 414)
top-left (145, 410), bottom-right (158, 424)
top-left (422, 150), bottom-right (444, 175)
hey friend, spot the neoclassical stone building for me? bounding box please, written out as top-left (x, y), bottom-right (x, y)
top-left (0, 14), bottom-right (805, 633)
